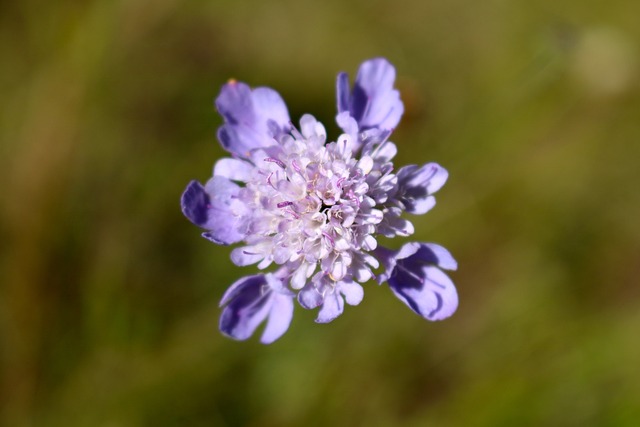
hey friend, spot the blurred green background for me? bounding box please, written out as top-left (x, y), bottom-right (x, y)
top-left (1, 0), bottom-right (640, 425)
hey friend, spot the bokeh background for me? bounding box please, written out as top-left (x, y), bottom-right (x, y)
top-left (2, 0), bottom-right (640, 425)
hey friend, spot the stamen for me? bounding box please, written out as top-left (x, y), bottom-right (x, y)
top-left (277, 201), bottom-right (294, 208)
top-left (266, 172), bottom-right (277, 189)
top-left (371, 131), bottom-right (393, 157)
top-left (396, 263), bottom-right (425, 284)
top-left (292, 160), bottom-right (302, 174)
top-left (285, 209), bottom-right (300, 219)
top-left (425, 165), bottom-right (438, 181)
top-left (290, 122), bottom-right (304, 140)
top-left (260, 284), bottom-right (271, 296)
top-left (322, 232), bottom-right (335, 246)
top-left (264, 157), bottom-right (286, 169)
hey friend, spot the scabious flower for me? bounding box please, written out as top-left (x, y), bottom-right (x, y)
top-left (182, 58), bottom-right (457, 343)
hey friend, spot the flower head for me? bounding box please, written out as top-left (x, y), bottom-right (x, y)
top-left (182, 58), bottom-right (458, 343)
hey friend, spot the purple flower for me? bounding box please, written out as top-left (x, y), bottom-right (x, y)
top-left (182, 58), bottom-right (457, 343)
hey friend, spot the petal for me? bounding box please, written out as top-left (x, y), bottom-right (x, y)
top-left (260, 293), bottom-right (294, 344)
top-left (219, 276), bottom-right (273, 340)
top-left (329, 259), bottom-right (348, 281)
top-left (216, 81), bottom-right (254, 125)
top-left (335, 111), bottom-right (359, 140)
top-left (215, 81), bottom-right (290, 157)
top-left (216, 83), bottom-right (289, 130)
top-left (351, 58), bottom-right (404, 131)
top-left (251, 87), bottom-right (290, 130)
top-left (299, 114), bottom-right (327, 141)
top-left (265, 272), bottom-right (294, 295)
top-left (397, 163), bottom-right (447, 194)
top-left (181, 179), bottom-right (246, 244)
top-left (415, 243), bottom-right (458, 271)
top-left (213, 158), bottom-right (254, 182)
top-left (204, 175), bottom-right (240, 203)
top-left (290, 263), bottom-right (313, 290)
top-left (338, 281), bottom-right (364, 306)
top-left (378, 211), bottom-right (415, 238)
top-left (203, 177), bottom-right (247, 244)
top-left (372, 140), bottom-right (397, 163)
top-left (336, 72), bottom-right (350, 113)
top-left (217, 123), bottom-right (268, 159)
top-left (372, 245), bottom-right (398, 284)
top-left (219, 274), bottom-right (294, 344)
top-left (394, 242), bottom-right (421, 260)
top-left (219, 301), bottom-right (271, 341)
top-left (423, 163), bottom-right (449, 194)
top-left (362, 235), bottom-right (377, 251)
top-left (219, 274), bottom-right (264, 307)
top-left (316, 291), bottom-right (344, 323)
top-left (375, 242), bottom-right (456, 286)
top-left (230, 247), bottom-right (264, 266)
top-left (389, 266), bottom-right (458, 321)
top-left (297, 282), bottom-right (324, 309)
top-left (396, 163), bottom-right (448, 215)
top-left (181, 180), bottom-right (210, 227)
top-left (409, 196), bottom-right (436, 216)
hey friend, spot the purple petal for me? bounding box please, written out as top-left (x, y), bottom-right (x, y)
top-left (219, 275), bottom-right (272, 340)
top-left (349, 58), bottom-right (404, 131)
top-left (213, 158), bottom-right (254, 182)
top-left (389, 266), bottom-right (458, 321)
top-left (181, 179), bottom-right (246, 245)
top-left (375, 242), bottom-right (458, 321)
top-left (181, 180), bottom-right (210, 228)
top-left (396, 163), bottom-right (448, 215)
top-left (336, 72), bottom-right (350, 113)
top-left (204, 175), bottom-right (240, 203)
top-left (219, 274), bottom-right (263, 307)
top-left (335, 112), bottom-right (359, 137)
top-left (397, 163), bottom-right (448, 194)
top-left (297, 282), bottom-right (324, 309)
top-left (378, 210), bottom-right (415, 238)
top-left (409, 197), bottom-right (436, 215)
top-left (299, 114), bottom-right (326, 140)
top-left (338, 281), bottom-right (364, 306)
top-left (219, 274), bottom-right (294, 343)
top-left (215, 81), bottom-right (290, 158)
top-left (265, 272), bottom-right (295, 295)
top-left (372, 140), bottom-right (397, 163)
top-left (375, 242), bottom-right (457, 282)
top-left (230, 247), bottom-right (264, 267)
top-left (181, 177), bottom-right (249, 245)
top-left (373, 243), bottom-right (418, 284)
top-left (415, 243), bottom-right (458, 271)
top-left (316, 291), bottom-right (344, 323)
top-left (251, 87), bottom-right (290, 128)
top-left (260, 293), bottom-right (294, 344)
top-left (394, 242), bottom-right (421, 260)
top-left (216, 81), bottom-right (253, 125)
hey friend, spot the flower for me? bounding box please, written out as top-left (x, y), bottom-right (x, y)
top-left (182, 58), bottom-right (457, 343)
